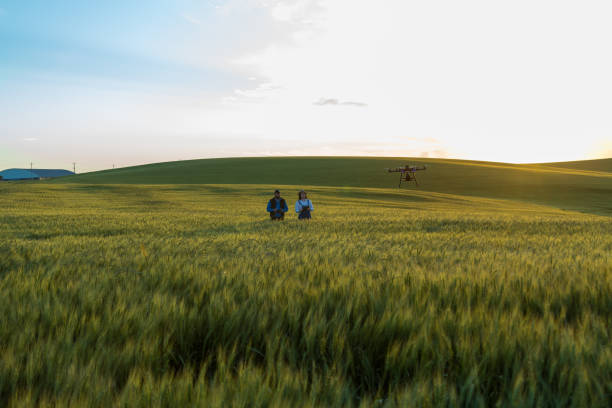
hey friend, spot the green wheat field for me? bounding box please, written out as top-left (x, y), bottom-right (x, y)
top-left (1, 157), bottom-right (611, 407)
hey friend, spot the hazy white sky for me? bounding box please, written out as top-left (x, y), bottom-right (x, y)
top-left (1, 0), bottom-right (611, 171)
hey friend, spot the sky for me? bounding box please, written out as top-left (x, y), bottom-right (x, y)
top-left (1, 0), bottom-right (611, 172)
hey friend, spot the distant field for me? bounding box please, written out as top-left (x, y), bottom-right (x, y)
top-left (1, 181), bottom-right (610, 407)
top-left (54, 157), bottom-right (612, 215)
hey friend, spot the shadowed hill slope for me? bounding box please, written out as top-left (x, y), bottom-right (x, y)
top-left (55, 157), bottom-right (611, 215)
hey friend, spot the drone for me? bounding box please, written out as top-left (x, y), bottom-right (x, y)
top-left (385, 165), bottom-right (427, 187)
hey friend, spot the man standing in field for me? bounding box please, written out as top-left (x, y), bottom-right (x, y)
top-left (267, 189), bottom-right (288, 220)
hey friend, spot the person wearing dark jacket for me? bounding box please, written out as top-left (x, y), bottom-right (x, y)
top-left (267, 189), bottom-right (288, 220)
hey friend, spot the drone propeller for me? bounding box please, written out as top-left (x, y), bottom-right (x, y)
top-left (385, 164), bottom-right (427, 173)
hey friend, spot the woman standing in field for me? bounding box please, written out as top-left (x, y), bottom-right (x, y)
top-left (295, 190), bottom-right (314, 219)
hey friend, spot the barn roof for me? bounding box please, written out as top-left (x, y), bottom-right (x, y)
top-left (30, 169), bottom-right (75, 178)
top-left (0, 168), bottom-right (75, 180)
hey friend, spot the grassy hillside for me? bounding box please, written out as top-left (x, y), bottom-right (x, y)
top-left (536, 158), bottom-right (612, 173)
top-left (1, 182), bottom-right (610, 406)
top-left (55, 157), bottom-right (612, 215)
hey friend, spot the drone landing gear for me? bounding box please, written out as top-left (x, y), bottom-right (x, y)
top-left (398, 173), bottom-right (418, 188)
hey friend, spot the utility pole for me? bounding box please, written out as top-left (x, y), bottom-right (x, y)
top-left (72, 162), bottom-right (76, 174)
top-left (30, 162), bottom-right (33, 170)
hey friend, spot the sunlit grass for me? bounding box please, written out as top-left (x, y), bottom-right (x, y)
top-left (0, 183), bottom-right (610, 407)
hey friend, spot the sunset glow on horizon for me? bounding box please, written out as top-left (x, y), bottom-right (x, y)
top-left (1, 1), bottom-right (611, 172)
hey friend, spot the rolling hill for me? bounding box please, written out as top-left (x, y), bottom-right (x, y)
top-left (535, 158), bottom-right (612, 173)
top-left (54, 157), bottom-right (612, 215)
top-left (3, 157), bottom-right (609, 405)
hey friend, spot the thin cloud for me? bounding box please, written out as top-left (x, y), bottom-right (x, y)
top-left (229, 82), bottom-right (283, 103)
top-left (313, 98), bottom-right (339, 105)
top-left (180, 13), bottom-right (201, 25)
top-left (23, 138), bottom-right (39, 142)
top-left (340, 101), bottom-right (367, 107)
top-left (269, 0), bottom-right (323, 23)
top-left (313, 98), bottom-right (367, 107)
